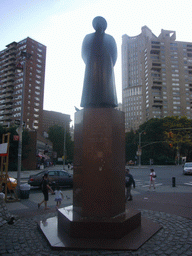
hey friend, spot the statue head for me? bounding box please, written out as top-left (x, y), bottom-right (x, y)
top-left (92, 16), bottom-right (107, 33)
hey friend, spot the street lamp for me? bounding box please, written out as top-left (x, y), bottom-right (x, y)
top-left (138, 130), bottom-right (146, 166)
top-left (16, 51), bottom-right (31, 195)
top-left (63, 123), bottom-right (66, 170)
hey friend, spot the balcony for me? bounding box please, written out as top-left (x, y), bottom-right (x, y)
top-left (2, 115), bottom-right (12, 121)
top-left (150, 49), bottom-right (160, 55)
top-left (152, 98), bottom-right (163, 108)
top-left (6, 82), bottom-right (14, 87)
top-left (6, 66), bottom-right (15, 72)
top-left (2, 83), bottom-right (14, 90)
top-left (1, 78), bottom-right (7, 83)
top-left (151, 67), bottom-right (161, 72)
top-left (0, 73), bottom-right (7, 78)
top-left (6, 54), bottom-right (16, 61)
top-left (151, 45), bottom-right (160, 49)
top-left (0, 105), bottom-right (6, 110)
top-left (5, 104), bottom-right (12, 110)
top-left (152, 62), bottom-right (161, 67)
top-left (7, 78), bottom-right (14, 82)
top-left (1, 93), bottom-right (13, 99)
top-left (152, 81), bottom-right (162, 90)
top-left (7, 59), bottom-right (16, 65)
top-left (3, 87), bottom-right (14, 94)
top-left (5, 98), bottom-right (13, 103)
top-left (7, 71), bottom-right (15, 76)
top-left (4, 110), bottom-right (12, 115)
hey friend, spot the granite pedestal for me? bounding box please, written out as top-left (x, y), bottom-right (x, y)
top-left (38, 108), bottom-right (162, 250)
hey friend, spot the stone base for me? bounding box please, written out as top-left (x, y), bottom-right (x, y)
top-left (58, 206), bottom-right (141, 239)
top-left (73, 108), bottom-right (126, 218)
top-left (38, 206), bottom-right (162, 251)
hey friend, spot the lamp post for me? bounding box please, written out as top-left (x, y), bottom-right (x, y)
top-left (63, 123), bottom-right (66, 170)
top-left (138, 130), bottom-right (145, 166)
top-left (16, 51), bottom-right (31, 195)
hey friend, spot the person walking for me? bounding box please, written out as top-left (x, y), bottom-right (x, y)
top-left (54, 186), bottom-right (64, 208)
top-left (38, 173), bottom-right (54, 210)
top-left (149, 168), bottom-right (156, 190)
top-left (125, 168), bottom-right (135, 201)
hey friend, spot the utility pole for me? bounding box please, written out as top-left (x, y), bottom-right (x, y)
top-left (138, 130), bottom-right (145, 166)
top-left (16, 51), bottom-right (32, 195)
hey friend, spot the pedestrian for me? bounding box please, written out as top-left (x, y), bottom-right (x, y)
top-left (38, 173), bottom-right (54, 210)
top-left (149, 168), bottom-right (156, 190)
top-left (54, 185), bottom-right (64, 208)
top-left (125, 168), bottom-right (135, 201)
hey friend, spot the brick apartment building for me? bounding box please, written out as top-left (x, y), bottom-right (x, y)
top-left (122, 26), bottom-right (192, 132)
top-left (42, 110), bottom-right (71, 136)
top-left (0, 37), bottom-right (46, 134)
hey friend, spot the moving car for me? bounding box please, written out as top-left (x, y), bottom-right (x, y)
top-left (28, 170), bottom-right (73, 188)
top-left (183, 162), bottom-right (192, 175)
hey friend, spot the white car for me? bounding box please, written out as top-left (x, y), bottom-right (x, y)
top-left (183, 162), bottom-right (192, 175)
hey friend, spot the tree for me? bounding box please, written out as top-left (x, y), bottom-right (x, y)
top-left (48, 125), bottom-right (74, 162)
top-left (138, 118), bottom-right (170, 164)
top-left (125, 130), bottom-right (137, 163)
top-left (125, 117), bottom-right (184, 165)
top-left (163, 116), bottom-right (192, 162)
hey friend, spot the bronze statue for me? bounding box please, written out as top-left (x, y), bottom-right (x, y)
top-left (80, 16), bottom-right (118, 108)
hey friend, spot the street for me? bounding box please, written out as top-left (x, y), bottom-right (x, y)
top-left (7, 164), bottom-right (192, 216)
top-left (15, 164), bottom-right (192, 206)
top-left (129, 165), bottom-right (192, 188)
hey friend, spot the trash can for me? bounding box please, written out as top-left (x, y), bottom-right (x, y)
top-left (20, 183), bottom-right (30, 199)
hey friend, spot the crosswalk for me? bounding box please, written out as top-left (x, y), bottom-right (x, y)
top-left (135, 179), bottom-right (192, 187)
top-left (135, 179), bottom-right (162, 188)
top-left (184, 181), bottom-right (192, 186)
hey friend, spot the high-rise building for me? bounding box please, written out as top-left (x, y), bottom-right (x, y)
top-left (0, 37), bottom-right (46, 134)
top-left (122, 26), bottom-right (192, 132)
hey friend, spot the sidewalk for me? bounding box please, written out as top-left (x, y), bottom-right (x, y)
top-left (1, 166), bottom-right (192, 255)
top-left (1, 192), bottom-right (192, 255)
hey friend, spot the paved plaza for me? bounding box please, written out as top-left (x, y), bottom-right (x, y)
top-left (0, 166), bottom-right (192, 255)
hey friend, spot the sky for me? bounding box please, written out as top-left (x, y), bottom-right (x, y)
top-left (1, 0), bottom-right (192, 126)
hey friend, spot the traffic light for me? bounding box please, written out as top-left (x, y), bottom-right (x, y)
top-left (169, 143), bottom-right (173, 148)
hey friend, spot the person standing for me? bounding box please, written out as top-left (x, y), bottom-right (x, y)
top-left (125, 169), bottom-right (135, 201)
top-left (149, 168), bottom-right (156, 190)
top-left (38, 173), bottom-right (54, 210)
top-left (54, 186), bottom-right (64, 208)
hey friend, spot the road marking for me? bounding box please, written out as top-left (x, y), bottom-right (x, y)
top-left (142, 183), bottom-right (162, 187)
top-left (184, 182), bottom-right (192, 186)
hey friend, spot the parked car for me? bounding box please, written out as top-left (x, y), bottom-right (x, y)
top-left (183, 162), bottom-right (192, 175)
top-left (28, 170), bottom-right (73, 188)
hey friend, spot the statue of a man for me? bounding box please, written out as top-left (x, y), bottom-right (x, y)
top-left (80, 16), bottom-right (118, 108)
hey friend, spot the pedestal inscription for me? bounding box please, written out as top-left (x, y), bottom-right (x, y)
top-left (73, 108), bottom-right (125, 218)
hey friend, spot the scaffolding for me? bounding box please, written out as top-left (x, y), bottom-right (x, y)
top-left (0, 133), bottom-right (19, 202)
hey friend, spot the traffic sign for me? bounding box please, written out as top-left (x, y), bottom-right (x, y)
top-left (13, 135), bottom-right (19, 141)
